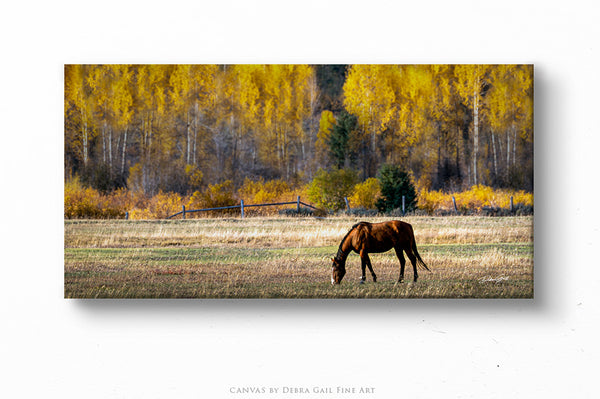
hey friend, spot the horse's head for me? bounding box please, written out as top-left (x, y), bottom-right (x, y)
top-left (331, 257), bottom-right (346, 284)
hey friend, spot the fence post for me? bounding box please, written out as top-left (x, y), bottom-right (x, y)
top-left (510, 196), bottom-right (514, 213)
top-left (297, 196), bottom-right (301, 213)
top-left (344, 197), bottom-right (350, 212)
top-left (182, 205), bottom-right (186, 220)
top-left (240, 199), bottom-right (245, 219)
top-left (452, 196), bottom-right (458, 215)
top-left (402, 196), bottom-right (405, 216)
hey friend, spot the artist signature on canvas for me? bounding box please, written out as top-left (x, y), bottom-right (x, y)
top-left (478, 276), bottom-right (510, 283)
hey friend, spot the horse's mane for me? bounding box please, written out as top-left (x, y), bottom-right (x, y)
top-left (335, 222), bottom-right (362, 260)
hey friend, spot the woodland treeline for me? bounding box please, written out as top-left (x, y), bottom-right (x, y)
top-left (64, 64), bottom-right (533, 196)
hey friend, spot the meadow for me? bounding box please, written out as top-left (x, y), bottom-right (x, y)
top-left (64, 216), bottom-right (533, 298)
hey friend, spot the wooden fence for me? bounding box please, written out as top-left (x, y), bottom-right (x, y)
top-left (165, 196), bottom-right (319, 219)
top-left (122, 195), bottom-right (521, 220)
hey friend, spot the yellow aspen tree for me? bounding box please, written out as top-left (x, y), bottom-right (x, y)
top-left (134, 64), bottom-right (169, 194)
top-left (430, 65), bottom-right (464, 188)
top-left (316, 110), bottom-right (336, 165)
top-left (189, 64), bottom-right (218, 167)
top-left (110, 65), bottom-right (134, 175)
top-left (87, 65), bottom-right (112, 166)
top-left (343, 65), bottom-right (396, 152)
top-left (65, 65), bottom-right (95, 167)
top-left (391, 65), bottom-right (440, 185)
top-left (275, 65), bottom-right (292, 174)
top-left (230, 64), bottom-right (262, 174)
top-left (289, 64), bottom-right (315, 175)
top-left (343, 65), bottom-right (397, 176)
top-left (454, 65), bottom-right (490, 186)
top-left (168, 65), bottom-right (193, 164)
top-left (487, 65), bottom-right (533, 181)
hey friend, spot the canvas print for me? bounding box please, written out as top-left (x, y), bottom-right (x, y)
top-left (64, 64), bottom-right (533, 298)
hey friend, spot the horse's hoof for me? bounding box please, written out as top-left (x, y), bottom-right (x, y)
top-left (359, 280), bottom-right (365, 284)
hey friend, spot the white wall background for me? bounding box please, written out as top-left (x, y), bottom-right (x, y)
top-left (1, 1), bottom-right (598, 397)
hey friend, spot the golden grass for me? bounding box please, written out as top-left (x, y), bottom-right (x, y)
top-left (64, 216), bottom-right (533, 298)
top-left (65, 216), bottom-right (533, 248)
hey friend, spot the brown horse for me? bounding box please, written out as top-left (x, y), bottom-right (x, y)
top-left (331, 220), bottom-right (430, 284)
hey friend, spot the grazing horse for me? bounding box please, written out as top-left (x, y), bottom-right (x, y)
top-left (331, 220), bottom-right (430, 284)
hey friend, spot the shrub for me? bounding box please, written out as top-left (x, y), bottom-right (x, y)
top-left (201, 180), bottom-right (237, 208)
top-left (239, 178), bottom-right (292, 204)
top-left (134, 191), bottom-right (184, 219)
top-left (307, 168), bottom-right (359, 212)
top-left (184, 180), bottom-right (238, 217)
top-left (349, 178), bottom-right (381, 210)
top-left (454, 184), bottom-right (496, 211)
top-left (416, 185), bottom-right (534, 215)
top-left (417, 188), bottom-right (447, 214)
top-left (64, 176), bottom-right (128, 219)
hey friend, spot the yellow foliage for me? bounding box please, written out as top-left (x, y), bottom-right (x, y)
top-left (349, 178), bottom-right (381, 209)
top-left (512, 190), bottom-right (534, 207)
top-left (183, 181), bottom-right (238, 217)
top-left (417, 188), bottom-right (447, 214)
top-left (64, 177), bottom-right (129, 219)
top-left (455, 185), bottom-right (497, 211)
top-left (65, 176), bottom-right (533, 219)
top-left (238, 177), bottom-right (306, 215)
top-left (126, 191), bottom-right (184, 219)
top-left (417, 185), bottom-right (533, 214)
top-left (184, 164), bottom-right (203, 191)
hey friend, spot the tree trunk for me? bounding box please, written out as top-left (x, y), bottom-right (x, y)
top-left (456, 126), bottom-right (461, 184)
top-left (512, 125), bottom-right (518, 167)
top-left (81, 107), bottom-right (88, 167)
top-left (102, 121), bottom-right (107, 164)
top-left (108, 125), bottom-right (113, 170)
top-left (186, 109), bottom-right (191, 165)
top-left (437, 122), bottom-right (442, 185)
top-left (491, 129), bottom-right (498, 181)
top-left (121, 127), bottom-right (128, 175)
top-left (506, 125), bottom-right (511, 179)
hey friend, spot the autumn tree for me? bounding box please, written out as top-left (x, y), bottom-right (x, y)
top-left (343, 65), bottom-right (398, 177)
top-left (307, 168), bottom-right (359, 212)
top-left (375, 164), bottom-right (417, 213)
top-left (64, 64), bottom-right (533, 201)
top-left (315, 110), bottom-right (336, 167)
top-left (327, 111), bottom-right (357, 169)
top-left (486, 65), bottom-right (533, 188)
top-left (65, 65), bottom-right (95, 171)
top-left (454, 65), bottom-right (490, 186)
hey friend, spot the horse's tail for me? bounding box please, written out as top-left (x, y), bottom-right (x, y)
top-left (410, 227), bottom-right (430, 272)
top-left (413, 244), bottom-right (430, 271)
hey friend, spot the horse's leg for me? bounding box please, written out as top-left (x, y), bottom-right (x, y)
top-left (359, 251), bottom-right (367, 283)
top-left (394, 247), bottom-right (406, 283)
top-left (365, 252), bottom-right (377, 282)
top-left (405, 248), bottom-right (419, 282)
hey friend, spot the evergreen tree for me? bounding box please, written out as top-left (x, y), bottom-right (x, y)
top-left (375, 164), bottom-right (417, 213)
top-left (327, 111), bottom-right (357, 169)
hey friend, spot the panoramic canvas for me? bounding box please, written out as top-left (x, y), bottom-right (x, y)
top-left (64, 64), bottom-right (533, 298)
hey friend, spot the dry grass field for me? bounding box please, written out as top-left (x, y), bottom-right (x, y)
top-left (64, 216), bottom-right (533, 298)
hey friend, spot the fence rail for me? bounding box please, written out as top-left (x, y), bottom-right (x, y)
top-left (165, 196), bottom-right (319, 219)
top-left (126, 194), bottom-right (521, 220)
